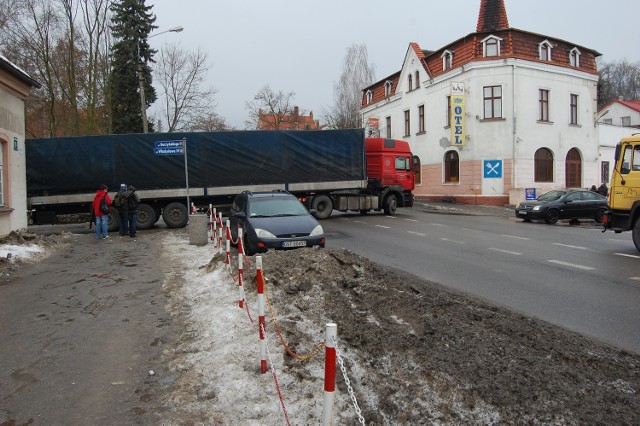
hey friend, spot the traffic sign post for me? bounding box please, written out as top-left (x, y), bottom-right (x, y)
top-left (154, 139), bottom-right (190, 212)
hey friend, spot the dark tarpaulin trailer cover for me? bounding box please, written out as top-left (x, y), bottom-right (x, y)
top-left (26, 129), bottom-right (366, 197)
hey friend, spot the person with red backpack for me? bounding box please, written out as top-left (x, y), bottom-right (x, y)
top-left (92, 184), bottom-right (112, 239)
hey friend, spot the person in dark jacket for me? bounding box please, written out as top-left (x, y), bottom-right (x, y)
top-left (123, 185), bottom-right (140, 238)
top-left (598, 183), bottom-right (608, 197)
top-left (113, 183), bottom-right (129, 236)
top-left (92, 184), bottom-right (112, 239)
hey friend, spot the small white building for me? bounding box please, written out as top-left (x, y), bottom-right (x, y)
top-left (0, 54), bottom-right (40, 236)
top-left (596, 99), bottom-right (640, 184)
top-left (361, 0), bottom-right (601, 205)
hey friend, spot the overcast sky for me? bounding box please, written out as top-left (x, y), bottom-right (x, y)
top-left (149, 0), bottom-right (640, 130)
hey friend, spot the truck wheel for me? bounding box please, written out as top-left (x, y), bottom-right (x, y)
top-left (544, 209), bottom-right (559, 224)
top-left (107, 207), bottom-right (119, 232)
top-left (137, 204), bottom-right (157, 230)
top-left (312, 195), bottom-right (333, 220)
top-left (162, 202), bottom-right (189, 228)
top-left (383, 194), bottom-right (398, 215)
top-left (633, 220), bottom-right (640, 252)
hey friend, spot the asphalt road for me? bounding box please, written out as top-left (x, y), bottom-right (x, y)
top-left (323, 204), bottom-right (640, 354)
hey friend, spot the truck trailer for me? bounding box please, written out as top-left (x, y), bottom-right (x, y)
top-left (26, 129), bottom-right (417, 230)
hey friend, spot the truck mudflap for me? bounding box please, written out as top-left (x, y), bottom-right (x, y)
top-left (403, 191), bottom-right (414, 208)
top-left (603, 209), bottom-right (634, 233)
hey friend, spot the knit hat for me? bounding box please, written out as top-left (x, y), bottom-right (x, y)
top-left (119, 183), bottom-right (126, 192)
top-left (128, 185), bottom-right (136, 192)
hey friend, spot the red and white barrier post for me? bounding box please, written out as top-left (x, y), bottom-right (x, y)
top-left (225, 219), bottom-right (231, 266)
top-left (208, 205), bottom-right (215, 241)
top-left (323, 323), bottom-right (337, 426)
top-left (256, 256), bottom-right (267, 374)
top-left (191, 202), bottom-right (196, 214)
top-left (217, 213), bottom-right (224, 249)
top-left (237, 227), bottom-right (245, 308)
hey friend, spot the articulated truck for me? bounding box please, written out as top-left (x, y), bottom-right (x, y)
top-left (603, 133), bottom-right (640, 251)
top-left (26, 129), bottom-right (417, 230)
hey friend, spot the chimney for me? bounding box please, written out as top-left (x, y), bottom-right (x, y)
top-left (294, 106), bottom-right (299, 116)
top-left (477, 0), bottom-right (509, 32)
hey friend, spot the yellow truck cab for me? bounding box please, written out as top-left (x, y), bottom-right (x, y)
top-left (603, 133), bottom-right (640, 251)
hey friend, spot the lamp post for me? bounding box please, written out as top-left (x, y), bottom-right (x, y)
top-left (139, 26), bottom-right (183, 133)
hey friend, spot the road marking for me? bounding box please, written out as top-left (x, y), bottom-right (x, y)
top-left (501, 234), bottom-right (530, 240)
top-left (404, 219), bottom-right (418, 222)
top-left (553, 243), bottom-right (588, 250)
top-left (440, 237), bottom-right (464, 244)
top-left (386, 215), bottom-right (398, 219)
top-left (631, 277), bottom-right (640, 281)
top-left (431, 223), bottom-right (446, 227)
top-left (548, 260), bottom-right (594, 270)
top-left (489, 247), bottom-right (522, 255)
top-left (376, 225), bottom-right (390, 229)
top-left (407, 231), bottom-right (428, 236)
top-left (353, 220), bottom-right (367, 224)
top-left (614, 253), bottom-right (640, 259)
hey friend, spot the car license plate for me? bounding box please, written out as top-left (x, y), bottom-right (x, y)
top-left (282, 241), bottom-right (307, 248)
top-left (518, 210), bottom-right (527, 215)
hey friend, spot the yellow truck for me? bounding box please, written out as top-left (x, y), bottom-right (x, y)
top-left (603, 133), bottom-right (640, 251)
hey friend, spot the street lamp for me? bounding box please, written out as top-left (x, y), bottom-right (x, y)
top-left (139, 26), bottom-right (183, 133)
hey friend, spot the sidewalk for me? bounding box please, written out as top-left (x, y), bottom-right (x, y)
top-left (415, 200), bottom-right (515, 217)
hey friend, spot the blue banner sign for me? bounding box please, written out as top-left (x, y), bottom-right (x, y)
top-left (154, 140), bottom-right (184, 155)
top-left (525, 188), bottom-right (537, 200)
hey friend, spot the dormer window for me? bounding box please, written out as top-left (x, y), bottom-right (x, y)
top-left (539, 40), bottom-right (553, 61)
top-left (366, 90), bottom-right (373, 104)
top-left (441, 50), bottom-right (454, 70)
top-left (384, 80), bottom-right (393, 97)
top-left (482, 35), bottom-right (502, 57)
top-left (569, 47), bottom-right (581, 67)
top-left (408, 74), bottom-right (413, 91)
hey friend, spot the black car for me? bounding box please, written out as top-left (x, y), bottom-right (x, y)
top-left (229, 190), bottom-right (325, 255)
top-left (515, 189), bottom-right (607, 224)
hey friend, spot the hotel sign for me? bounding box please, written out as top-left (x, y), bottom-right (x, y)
top-left (451, 82), bottom-right (466, 146)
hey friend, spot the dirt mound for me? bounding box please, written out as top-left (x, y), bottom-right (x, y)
top-left (238, 248), bottom-right (640, 424)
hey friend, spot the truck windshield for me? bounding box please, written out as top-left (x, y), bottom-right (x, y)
top-left (621, 145), bottom-right (633, 174)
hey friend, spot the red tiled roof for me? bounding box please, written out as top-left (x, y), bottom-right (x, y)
top-left (598, 99), bottom-right (640, 114)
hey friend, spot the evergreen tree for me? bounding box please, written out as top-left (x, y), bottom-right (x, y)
top-left (109, 0), bottom-right (157, 133)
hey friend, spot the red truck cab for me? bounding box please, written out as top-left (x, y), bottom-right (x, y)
top-left (365, 137), bottom-right (416, 191)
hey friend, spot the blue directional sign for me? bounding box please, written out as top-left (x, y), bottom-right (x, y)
top-left (154, 140), bottom-right (185, 155)
top-left (483, 160), bottom-right (502, 178)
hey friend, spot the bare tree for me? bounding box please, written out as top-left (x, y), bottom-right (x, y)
top-left (153, 42), bottom-right (220, 132)
top-left (245, 85), bottom-right (299, 129)
top-left (323, 44), bottom-right (376, 129)
top-left (598, 59), bottom-right (640, 109)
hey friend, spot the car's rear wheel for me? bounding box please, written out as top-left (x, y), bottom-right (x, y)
top-left (545, 209), bottom-right (559, 224)
top-left (595, 208), bottom-right (606, 224)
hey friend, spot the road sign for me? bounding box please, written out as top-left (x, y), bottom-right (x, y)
top-left (154, 140), bottom-right (184, 155)
top-left (483, 160), bottom-right (503, 178)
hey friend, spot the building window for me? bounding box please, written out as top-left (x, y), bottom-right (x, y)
top-left (569, 48), bottom-right (581, 67)
top-left (415, 71), bottom-right (420, 88)
top-left (444, 150), bottom-right (459, 183)
top-left (570, 94), bottom-right (578, 125)
top-left (404, 110), bottom-right (410, 137)
top-left (483, 85), bottom-right (502, 119)
top-left (539, 89), bottom-right (550, 122)
top-left (366, 90), bottom-right (372, 104)
top-left (418, 105), bottom-right (425, 134)
top-left (482, 36), bottom-right (501, 57)
top-left (413, 155), bottom-right (422, 185)
top-left (565, 148), bottom-right (582, 188)
top-left (539, 40), bottom-right (552, 61)
top-left (603, 118), bottom-right (613, 125)
top-left (446, 95), bottom-right (451, 127)
top-left (442, 50), bottom-right (454, 70)
top-left (384, 80), bottom-right (393, 97)
top-left (534, 147), bottom-right (554, 182)
top-left (386, 116), bottom-right (391, 138)
top-left (408, 74), bottom-right (413, 91)
top-left (622, 116), bottom-right (631, 127)
top-left (601, 161), bottom-right (610, 184)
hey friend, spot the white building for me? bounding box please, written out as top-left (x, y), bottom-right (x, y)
top-left (596, 99), bottom-right (640, 184)
top-left (361, 0), bottom-right (601, 205)
top-left (0, 54), bottom-right (40, 236)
